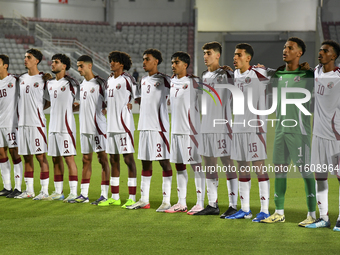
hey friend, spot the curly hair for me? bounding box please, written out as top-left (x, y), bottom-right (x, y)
top-left (108, 51), bottom-right (132, 71)
top-left (52, 53), bottom-right (71, 70)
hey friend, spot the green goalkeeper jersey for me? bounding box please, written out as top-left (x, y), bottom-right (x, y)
top-left (272, 66), bottom-right (314, 135)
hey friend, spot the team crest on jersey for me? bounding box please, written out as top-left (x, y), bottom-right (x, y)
top-left (154, 82), bottom-right (160, 87)
top-left (116, 83), bottom-right (121, 90)
top-left (61, 86), bottom-right (66, 92)
top-left (327, 82), bottom-right (334, 89)
top-left (34, 82), bottom-right (39, 88)
top-left (90, 87), bottom-right (95, 93)
top-left (245, 77), bottom-right (251, 84)
top-left (294, 76), bottom-right (300, 82)
top-left (7, 83), bottom-right (13, 88)
top-left (183, 84), bottom-right (188, 89)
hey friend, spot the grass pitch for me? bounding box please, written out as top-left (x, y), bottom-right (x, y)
top-left (0, 114), bottom-right (340, 254)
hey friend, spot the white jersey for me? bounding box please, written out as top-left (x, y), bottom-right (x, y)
top-left (78, 76), bottom-right (107, 135)
top-left (170, 75), bottom-right (201, 135)
top-left (45, 75), bottom-right (79, 133)
top-left (233, 66), bottom-right (269, 133)
top-left (18, 72), bottom-right (48, 128)
top-left (106, 72), bottom-right (137, 133)
top-left (201, 68), bottom-right (233, 134)
top-left (313, 65), bottom-right (340, 140)
top-left (137, 72), bottom-right (170, 132)
top-left (0, 74), bottom-right (18, 128)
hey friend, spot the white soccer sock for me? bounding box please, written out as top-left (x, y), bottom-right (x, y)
top-left (0, 159), bottom-right (12, 190)
top-left (40, 178), bottom-right (49, 194)
top-left (207, 178), bottom-right (218, 208)
top-left (69, 180), bottom-right (78, 196)
top-left (316, 180), bottom-right (328, 221)
top-left (25, 177), bottom-right (34, 193)
top-left (128, 177), bottom-right (137, 201)
top-left (177, 170), bottom-right (188, 206)
top-left (14, 161), bottom-right (23, 191)
top-left (141, 170), bottom-right (152, 203)
top-left (258, 180), bottom-right (270, 214)
top-left (101, 184), bottom-right (109, 199)
top-left (110, 177), bottom-right (120, 200)
top-left (227, 178), bottom-right (238, 209)
top-left (239, 180), bottom-right (251, 212)
top-left (55, 181), bottom-right (63, 194)
top-left (81, 183), bottom-right (90, 198)
top-left (162, 176), bottom-right (172, 204)
top-left (194, 171), bottom-right (205, 207)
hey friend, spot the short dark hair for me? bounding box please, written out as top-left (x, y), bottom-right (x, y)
top-left (202, 41), bottom-right (222, 54)
top-left (0, 54), bottom-right (9, 70)
top-left (235, 43), bottom-right (254, 60)
top-left (322, 40), bottom-right (340, 59)
top-left (108, 51), bottom-right (132, 71)
top-left (143, 48), bottom-right (163, 65)
top-left (287, 37), bottom-right (306, 56)
top-left (171, 51), bottom-right (190, 68)
top-left (52, 53), bottom-right (71, 70)
top-left (26, 48), bottom-right (43, 64)
top-left (77, 55), bottom-right (93, 64)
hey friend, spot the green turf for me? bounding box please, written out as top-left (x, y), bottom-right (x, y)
top-left (0, 113), bottom-right (340, 254)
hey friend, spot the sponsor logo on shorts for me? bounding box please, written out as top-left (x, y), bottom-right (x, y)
top-left (260, 196), bottom-right (266, 200)
top-left (156, 153), bottom-right (162, 158)
top-left (36, 148), bottom-right (42, 152)
top-left (34, 82), bottom-right (39, 88)
top-left (64, 149), bottom-right (70, 153)
top-left (252, 153), bottom-right (259, 158)
top-left (187, 157), bottom-right (194, 161)
top-left (296, 158), bottom-right (303, 164)
top-left (12, 141), bottom-right (17, 146)
top-left (294, 76), bottom-right (301, 82)
top-left (307, 193), bottom-right (315, 198)
top-left (221, 149), bottom-right (228, 154)
top-left (96, 146), bottom-right (102, 150)
top-left (318, 201), bottom-right (321, 205)
top-left (15, 175), bottom-right (20, 178)
top-left (240, 196), bottom-right (244, 200)
top-left (196, 190), bottom-right (201, 194)
top-left (229, 192), bottom-right (235, 196)
top-left (123, 147), bottom-right (127, 151)
top-left (274, 193), bottom-right (278, 198)
top-left (7, 83), bottom-right (13, 88)
top-left (163, 192), bottom-right (166, 195)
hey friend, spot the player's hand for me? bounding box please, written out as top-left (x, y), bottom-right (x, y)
top-left (42, 72), bottom-right (52, 81)
top-left (220, 65), bottom-right (233, 72)
top-left (101, 108), bottom-right (107, 115)
top-left (73, 102), bottom-right (80, 112)
top-left (300, 62), bottom-right (310, 70)
top-left (127, 103), bottom-right (132, 110)
top-left (255, 63), bottom-right (265, 68)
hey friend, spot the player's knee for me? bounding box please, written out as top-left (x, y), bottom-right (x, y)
top-left (124, 154), bottom-right (135, 167)
top-left (159, 160), bottom-right (170, 171)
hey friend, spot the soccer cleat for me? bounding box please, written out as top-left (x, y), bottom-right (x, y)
top-left (0, 188), bottom-right (12, 196)
top-left (63, 194), bottom-right (77, 203)
top-left (193, 205), bottom-right (220, 216)
top-left (45, 191), bottom-right (64, 201)
top-left (126, 199), bottom-right (150, 209)
top-left (252, 212), bottom-right (270, 222)
top-left (98, 198), bottom-right (121, 206)
top-left (298, 216), bottom-right (316, 227)
top-left (156, 202), bottom-right (171, 212)
top-left (226, 209), bottom-right (252, 219)
top-left (187, 204), bottom-right (204, 215)
top-left (33, 191), bottom-right (49, 200)
top-left (74, 194), bottom-right (89, 203)
top-left (220, 206), bottom-right (238, 219)
top-left (305, 218), bottom-right (330, 228)
top-left (15, 190), bottom-right (35, 199)
top-left (333, 220), bottom-right (340, 232)
top-left (260, 212), bottom-right (285, 223)
top-left (6, 189), bottom-right (22, 198)
top-left (164, 203), bottom-right (187, 213)
top-left (91, 196), bottom-right (107, 205)
top-left (121, 199), bottom-right (136, 208)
